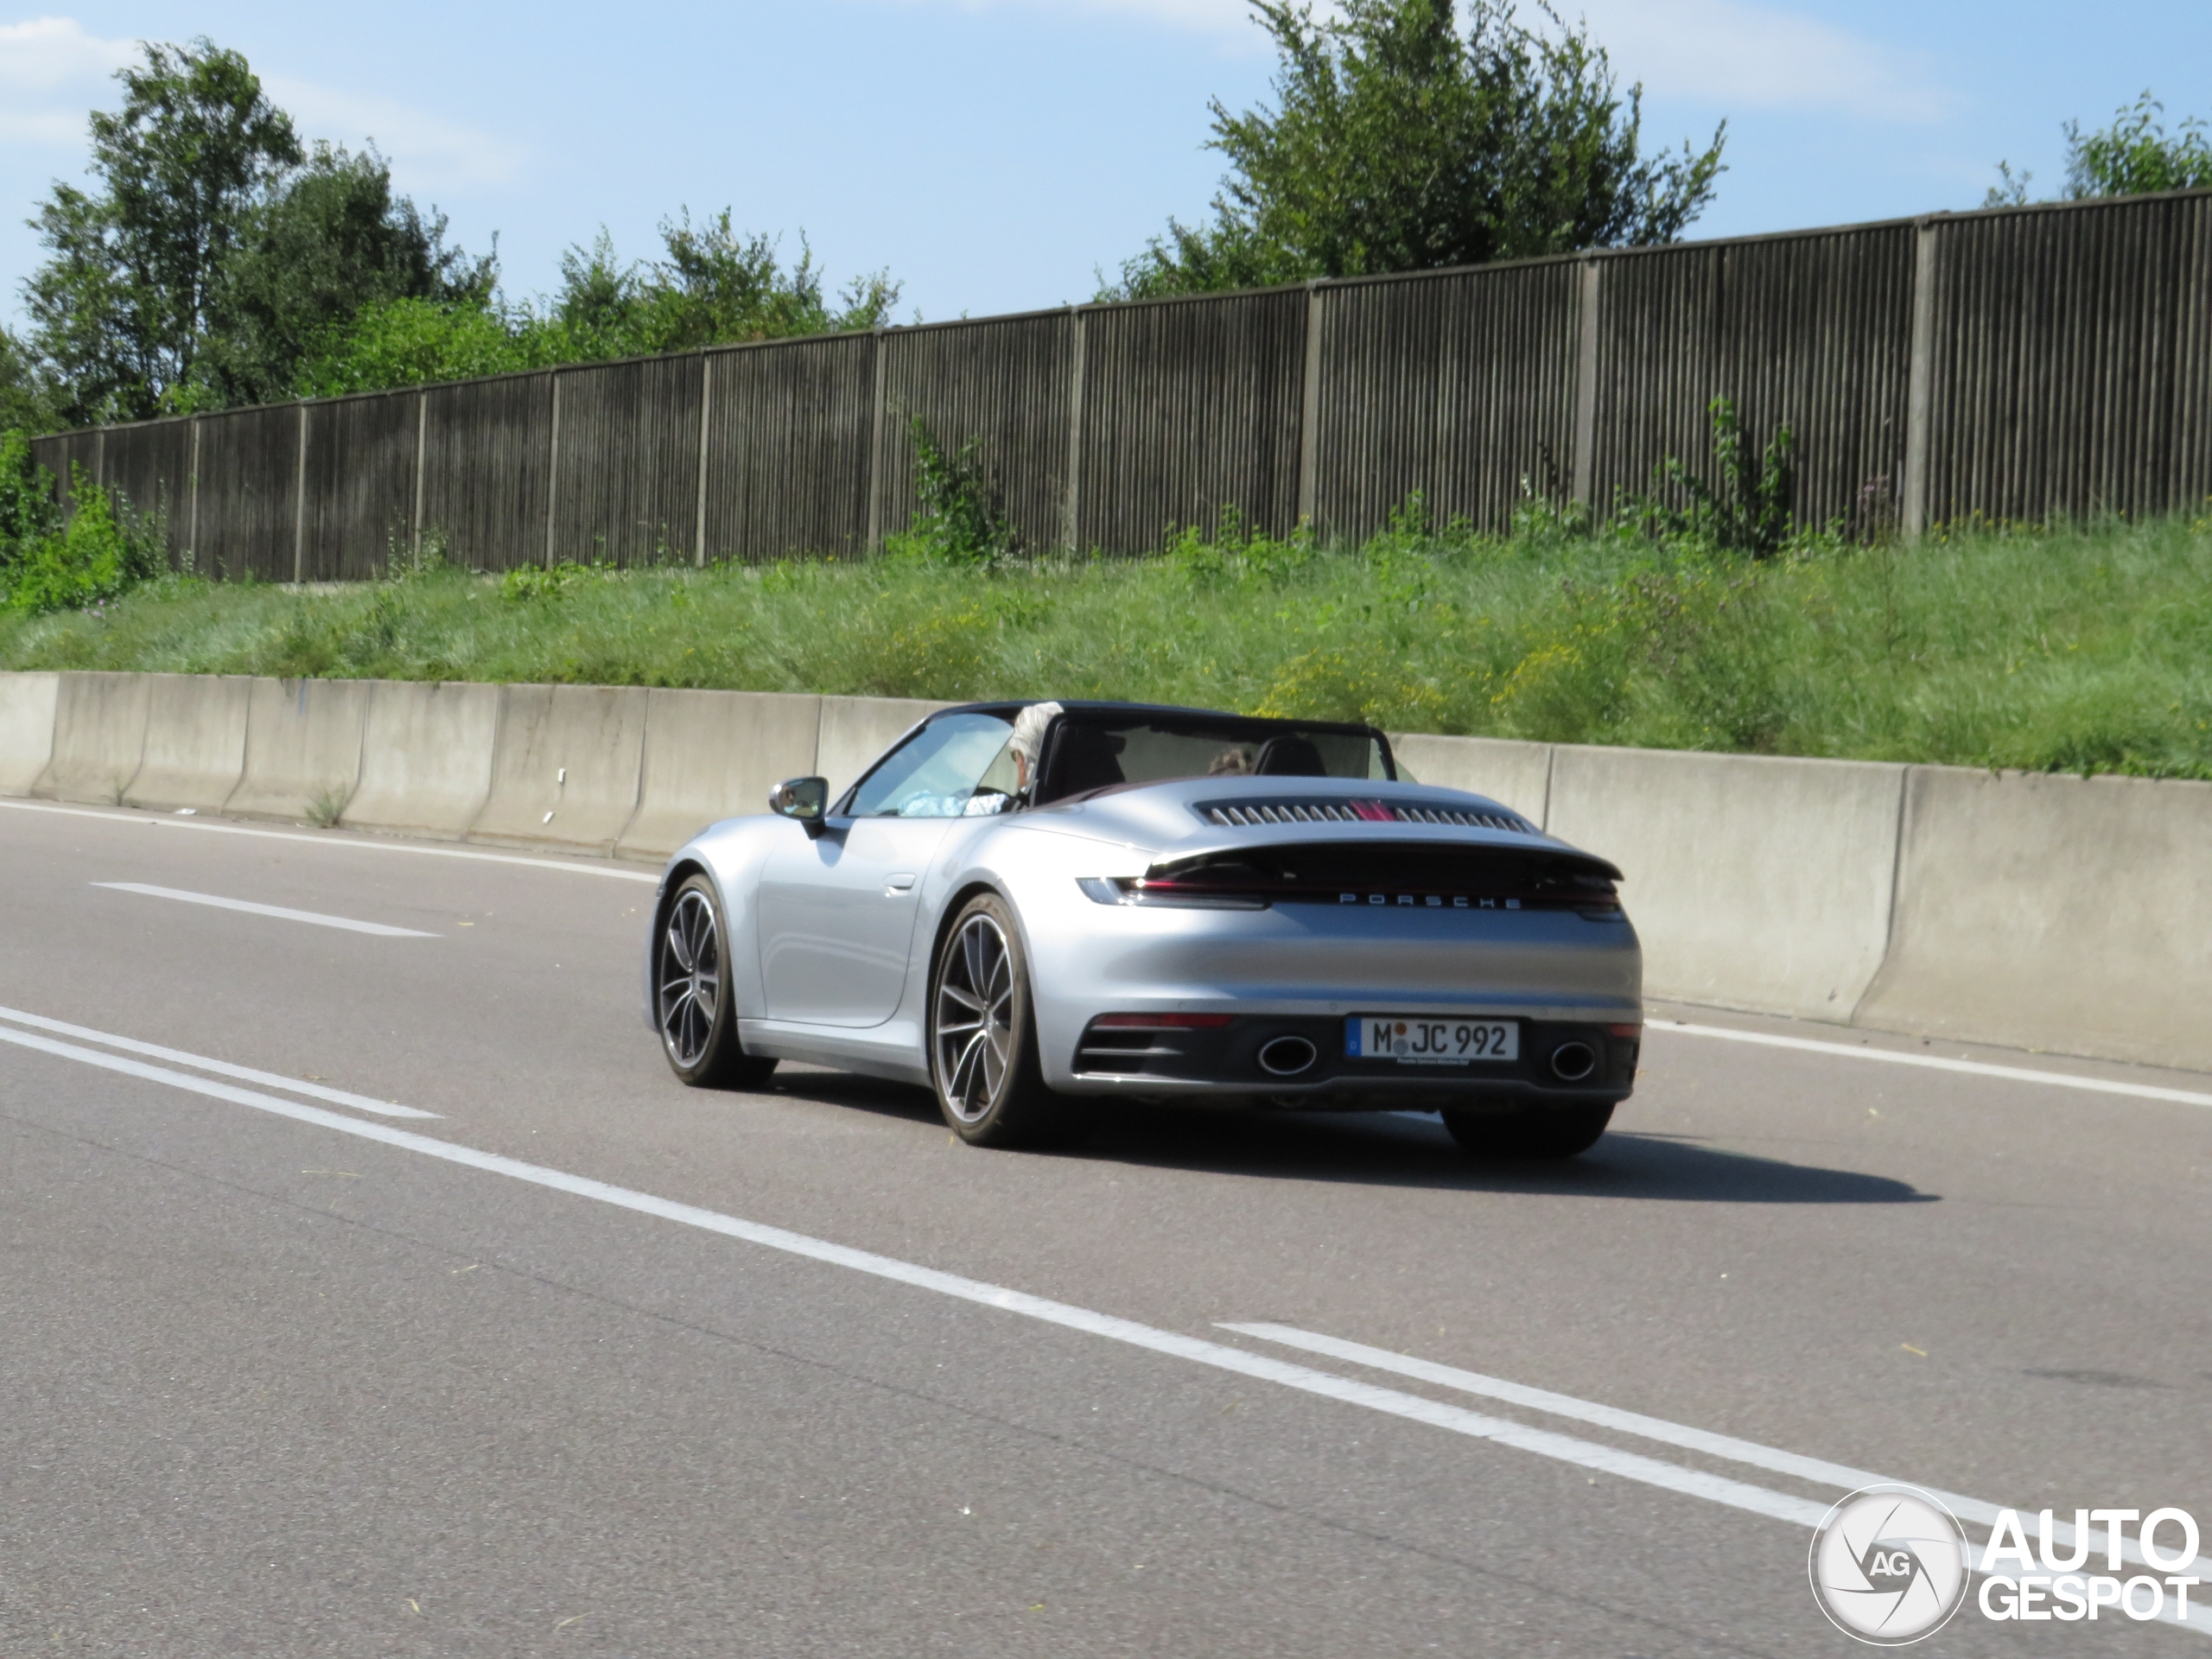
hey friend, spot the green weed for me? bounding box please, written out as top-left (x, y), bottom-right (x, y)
top-left (2, 512), bottom-right (2208, 779)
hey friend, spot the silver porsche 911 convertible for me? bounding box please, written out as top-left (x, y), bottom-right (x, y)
top-left (646, 700), bottom-right (1641, 1156)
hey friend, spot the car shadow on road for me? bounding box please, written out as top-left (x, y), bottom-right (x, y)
top-left (753, 1071), bottom-right (1934, 1205)
top-left (1082, 1109), bottom-right (1936, 1204)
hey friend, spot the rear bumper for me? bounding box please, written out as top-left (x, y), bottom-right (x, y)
top-left (1058, 1014), bottom-right (1639, 1109)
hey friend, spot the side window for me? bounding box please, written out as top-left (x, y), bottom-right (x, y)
top-left (846, 713), bottom-right (1017, 818)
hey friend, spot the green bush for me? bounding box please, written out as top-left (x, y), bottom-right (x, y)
top-left (888, 418), bottom-right (1019, 569)
top-left (1622, 397), bottom-right (1800, 560)
top-left (0, 445), bottom-right (168, 616)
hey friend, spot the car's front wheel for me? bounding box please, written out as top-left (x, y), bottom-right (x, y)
top-left (930, 893), bottom-right (1085, 1149)
top-left (656, 874), bottom-right (778, 1090)
top-left (1442, 1099), bottom-right (1613, 1159)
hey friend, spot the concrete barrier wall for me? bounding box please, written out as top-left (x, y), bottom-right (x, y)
top-left (816, 696), bottom-right (950, 802)
top-left (34, 671), bottom-right (152, 804)
top-left (1548, 747), bottom-right (1909, 1023)
top-left (619, 689), bottom-right (823, 861)
top-left (1389, 734), bottom-right (1554, 824)
top-left (345, 681), bottom-right (501, 839)
top-left (125, 674), bottom-right (252, 811)
top-left (4, 670), bottom-right (2209, 1074)
top-left (226, 677), bottom-right (372, 823)
top-left (0, 671), bottom-right (59, 796)
top-left (1858, 768), bottom-right (2212, 1072)
top-left (470, 683), bottom-right (650, 855)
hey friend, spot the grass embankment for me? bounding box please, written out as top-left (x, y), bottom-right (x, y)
top-left (3, 517), bottom-right (2208, 778)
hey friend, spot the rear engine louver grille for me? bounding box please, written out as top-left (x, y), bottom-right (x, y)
top-left (1196, 798), bottom-right (1535, 835)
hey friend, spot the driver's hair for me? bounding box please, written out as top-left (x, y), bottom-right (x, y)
top-left (1009, 701), bottom-right (1063, 769)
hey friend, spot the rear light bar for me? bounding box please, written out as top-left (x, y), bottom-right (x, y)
top-left (1076, 876), bottom-right (1266, 910)
top-left (1090, 1012), bottom-right (1236, 1029)
top-left (1081, 872), bottom-right (1620, 914)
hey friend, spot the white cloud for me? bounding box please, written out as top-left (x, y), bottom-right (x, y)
top-left (1570, 0), bottom-right (1953, 123)
top-left (1024, 0), bottom-right (1255, 27)
top-left (0, 17), bottom-right (522, 186)
top-left (0, 15), bottom-right (136, 86)
top-left (880, 0), bottom-right (1268, 43)
top-left (888, 0), bottom-right (1951, 118)
top-left (266, 77), bottom-right (526, 191)
top-left (0, 16), bottom-right (137, 143)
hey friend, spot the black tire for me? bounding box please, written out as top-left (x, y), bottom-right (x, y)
top-left (929, 893), bottom-right (1086, 1149)
top-left (655, 874), bottom-right (779, 1090)
top-left (1442, 1099), bottom-right (1614, 1160)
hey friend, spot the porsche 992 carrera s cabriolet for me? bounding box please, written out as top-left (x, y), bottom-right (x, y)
top-left (647, 701), bottom-right (1641, 1156)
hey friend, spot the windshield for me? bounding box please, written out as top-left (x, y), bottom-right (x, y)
top-left (1038, 714), bottom-right (1390, 803)
top-left (847, 712), bottom-right (1020, 817)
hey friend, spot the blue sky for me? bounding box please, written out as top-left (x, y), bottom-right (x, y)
top-left (3, 0), bottom-right (2208, 333)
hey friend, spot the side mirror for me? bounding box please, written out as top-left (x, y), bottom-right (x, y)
top-left (770, 776), bottom-right (831, 836)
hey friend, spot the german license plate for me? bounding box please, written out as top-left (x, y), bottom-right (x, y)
top-left (1345, 1014), bottom-right (1519, 1065)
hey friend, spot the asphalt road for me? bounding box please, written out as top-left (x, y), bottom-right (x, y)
top-left (3, 796), bottom-right (2209, 1657)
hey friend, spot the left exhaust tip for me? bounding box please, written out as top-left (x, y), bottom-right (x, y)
top-left (1258, 1035), bottom-right (1319, 1077)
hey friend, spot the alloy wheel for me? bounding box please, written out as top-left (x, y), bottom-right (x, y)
top-left (935, 912), bottom-right (1015, 1122)
top-left (658, 889), bottom-right (721, 1068)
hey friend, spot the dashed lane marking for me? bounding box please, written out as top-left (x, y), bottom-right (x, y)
top-left (1221, 1321), bottom-right (2212, 1591)
top-left (92, 881), bottom-right (440, 938)
top-left (0, 798), bottom-right (658, 882)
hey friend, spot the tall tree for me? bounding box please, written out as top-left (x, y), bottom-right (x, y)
top-left (207, 143), bottom-right (493, 405)
top-left (1108, 0), bottom-right (1725, 299)
top-left (24, 39), bottom-right (300, 423)
top-left (0, 328), bottom-right (54, 435)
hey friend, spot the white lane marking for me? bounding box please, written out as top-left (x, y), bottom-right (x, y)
top-left (92, 885), bottom-right (440, 938)
top-left (92, 882), bottom-right (439, 938)
top-left (0, 1004), bottom-right (440, 1119)
top-left (1223, 1323), bottom-right (2212, 1587)
top-left (0, 1026), bottom-right (1835, 1527)
top-left (0, 799), bottom-right (658, 883)
top-left (1656, 1020), bottom-right (2212, 1109)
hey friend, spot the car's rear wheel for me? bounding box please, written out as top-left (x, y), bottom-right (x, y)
top-left (930, 893), bottom-right (1085, 1149)
top-left (657, 874), bottom-right (778, 1090)
top-left (1442, 1099), bottom-right (1613, 1159)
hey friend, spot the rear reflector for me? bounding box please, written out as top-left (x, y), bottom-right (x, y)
top-left (1607, 1023), bottom-right (1643, 1038)
top-left (1091, 1013), bottom-right (1235, 1029)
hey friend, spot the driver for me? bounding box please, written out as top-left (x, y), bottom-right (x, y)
top-left (1007, 701), bottom-right (1063, 797)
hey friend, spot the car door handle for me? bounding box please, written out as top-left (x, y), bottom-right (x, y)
top-left (886, 873), bottom-right (918, 893)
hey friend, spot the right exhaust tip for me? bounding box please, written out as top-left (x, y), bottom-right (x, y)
top-left (1549, 1040), bottom-right (1599, 1083)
